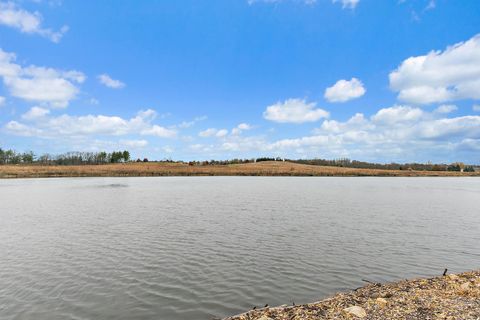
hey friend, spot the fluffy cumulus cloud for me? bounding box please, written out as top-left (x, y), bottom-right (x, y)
top-left (263, 98), bottom-right (329, 123)
top-left (231, 123), bottom-right (252, 135)
top-left (177, 116), bottom-right (207, 129)
top-left (199, 128), bottom-right (228, 138)
top-left (264, 105), bottom-right (480, 160)
top-left (119, 139), bottom-right (148, 148)
top-left (332, 0), bottom-right (360, 9)
top-left (434, 104), bottom-right (457, 114)
top-left (198, 123), bottom-right (252, 138)
top-left (187, 105), bottom-right (480, 162)
top-left (0, 48), bottom-right (85, 108)
top-left (324, 78), bottom-right (366, 103)
top-left (21, 106), bottom-right (50, 120)
top-left (97, 74), bottom-right (126, 89)
top-left (0, 1), bottom-right (68, 43)
top-left (371, 105), bottom-right (423, 124)
top-left (390, 34), bottom-right (480, 105)
top-left (141, 125), bottom-right (177, 138)
top-left (5, 108), bottom-right (176, 138)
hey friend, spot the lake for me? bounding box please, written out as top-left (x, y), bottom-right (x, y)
top-left (1, 177), bottom-right (479, 320)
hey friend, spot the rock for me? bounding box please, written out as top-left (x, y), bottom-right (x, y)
top-left (256, 316), bottom-right (273, 320)
top-left (376, 297), bottom-right (388, 308)
top-left (459, 282), bottom-right (470, 291)
top-left (343, 306), bottom-right (367, 318)
top-left (448, 274), bottom-right (459, 280)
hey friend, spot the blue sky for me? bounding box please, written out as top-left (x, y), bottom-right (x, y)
top-left (1, 0), bottom-right (480, 163)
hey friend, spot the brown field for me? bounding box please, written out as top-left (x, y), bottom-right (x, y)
top-left (0, 161), bottom-right (478, 178)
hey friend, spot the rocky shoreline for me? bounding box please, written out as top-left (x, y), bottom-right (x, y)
top-left (224, 270), bottom-right (480, 320)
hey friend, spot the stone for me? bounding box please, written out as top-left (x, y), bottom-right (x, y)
top-left (256, 316), bottom-right (273, 320)
top-left (448, 274), bottom-right (459, 280)
top-left (459, 282), bottom-right (470, 291)
top-left (343, 306), bottom-right (367, 318)
top-left (376, 297), bottom-right (388, 308)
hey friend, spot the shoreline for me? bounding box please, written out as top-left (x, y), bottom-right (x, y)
top-left (1, 161), bottom-right (479, 179)
top-left (224, 270), bottom-right (480, 320)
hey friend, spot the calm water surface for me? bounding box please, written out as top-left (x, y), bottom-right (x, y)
top-left (1, 177), bottom-right (479, 320)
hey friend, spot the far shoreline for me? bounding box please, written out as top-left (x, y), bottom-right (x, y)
top-left (1, 161), bottom-right (479, 179)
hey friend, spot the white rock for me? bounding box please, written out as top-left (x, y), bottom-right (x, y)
top-left (448, 274), bottom-right (459, 280)
top-left (376, 297), bottom-right (388, 308)
top-left (460, 282), bottom-right (470, 291)
top-left (343, 306), bottom-right (367, 318)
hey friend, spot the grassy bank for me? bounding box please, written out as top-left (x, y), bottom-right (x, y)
top-left (0, 161), bottom-right (479, 178)
top-left (225, 270), bottom-right (480, 320)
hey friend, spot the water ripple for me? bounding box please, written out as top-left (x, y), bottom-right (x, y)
top-left (0, 177), bottom-right (479, 320)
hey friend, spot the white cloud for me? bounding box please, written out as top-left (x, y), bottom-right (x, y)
top-left (119, 139), bottom-right (148, 148)
top-left (4, 120), bottom-right (42, 136)
top-left (371, 105), bottom-right (423, 124)
top-left (324, 78), bottom-right (366, 102)
top-left (434, 104), bottom-right (457, 114)
top-left (263, 98), bottom-right (329, 123)
top-left (332, 0), bottom-right (359, 9)
top-left (199, 124), bottom-right (252, 138)
top-left (199, 128), bottom-right (219, 137)
top-left (98, 74), bottom-right (125, 89)
top-left (177, 116), bottom-right (207, 129)
top-left (473, 104), bottom-right (480, 112)
top-left (216, 129), bottom-right (228, 137)
top-left (0, 2), bottom-right (68, 43)
top-left (0, 95), bottom-right (5, 106)
top-left (232, 123), bottom-right (252, 135)
top-left (0, 48), bottom-right (85, 108)
top-left (187, 105), bottom-right (480, 162)
top-left (237, 123), bottom-right (252, 130)
top-left (6, 109), bottom-right (176, 138)
top-left (198, 128), bottom-right (229, 138)
top-left (21, 106), bottom-right (50, 120)
top-left (141, 125), bottom-right (176, 138)
top-left (390, 34), bottom-right (480, 105)
top-left (265, 106), bottom-right (480, 158)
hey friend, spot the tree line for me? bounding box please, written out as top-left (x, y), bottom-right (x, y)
top-left (0, 147), bottom-right (477, 171)
top-left (187, 157), bottom-right (476, 172)
top-left (292, 158), bottom-right (476, 172)
top-left (0, 148), bottom-right (131, 165)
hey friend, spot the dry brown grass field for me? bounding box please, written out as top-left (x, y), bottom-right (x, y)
top-left (0, 161), bottom-right (478, 178)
